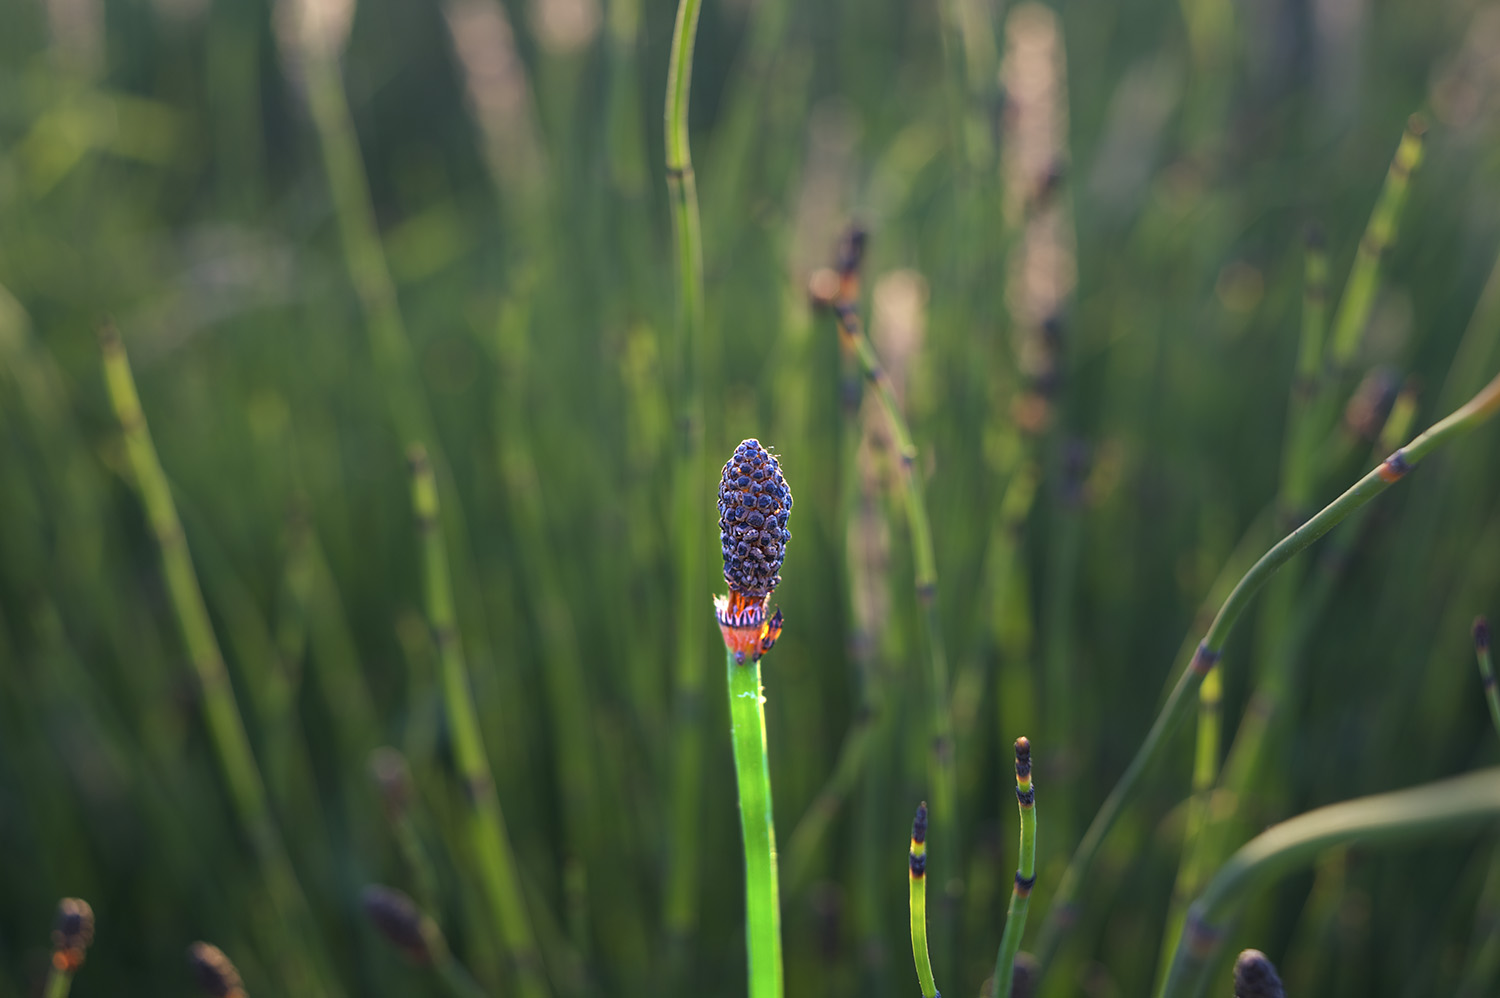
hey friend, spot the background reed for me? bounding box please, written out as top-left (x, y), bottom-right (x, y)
top-left (4, 1), bottom-right (1500, 996)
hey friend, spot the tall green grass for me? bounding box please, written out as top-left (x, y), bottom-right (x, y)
top-left (3, 1), bottom-right (1500, 996)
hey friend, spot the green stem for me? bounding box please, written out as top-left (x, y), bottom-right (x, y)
top-left (832, 301), bottom-right (958, 897)
top-left (42, 968), bottom-right (71, 998)
top-left (994, 738), bottom-right (1037, 998)
top-left (1036, 367), bottom-right (1500, 971)
top-left (408, 446), bottom-right (548, 998)
top-left (1327, 116), bottom-right (1426, 368)
top-left (99, 325), bottom-right (338, 998)
top-left (725, 647), bottom-right (784, 998)
top-left (663, 0), bottom-right (709, 967)
top-left (1160, 767), bottom-right (1500, 998)
top-left (909, 802), bottom-right (938, 998)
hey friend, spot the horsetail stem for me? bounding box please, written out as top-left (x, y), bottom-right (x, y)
top-left (663, 0), bottom-right (709, 968)
top-left (44, 898), bottom-right (93, 998)
top-left (994, 738), bottom-right (1038, 998)
top-left (909, 802), bottom-right (939, 998)
top-left (1037, 366), bottom-right (1500, 972)
top-left (828, 291), bottom-right (957, 924)
top-left (188, 942), bottom-right (247, 998)
top-left (361, 885), bottom-right (488, 998)
top-left (99, 324), bottom-right (337, 998)
top-left (715, 439), bottom-right (788, 998)
top-left (1328, 115), bottom-right (1427, 368)
top-left (1159, 767), bottom-right (1500, 998)
top-left (1476, 618), bottom-right (1500, 742)
top-left (408, 445), bottom-right (547, 998)
top-left (1156, 655), bottom-right (1222, 987)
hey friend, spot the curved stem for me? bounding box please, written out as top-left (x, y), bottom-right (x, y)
top-left (1036, 368), bottom-right (1500, 970)
top-left (726, 647), bottom-right (784, 998)
top-left (1159, 767), bottom-right (1500, 998)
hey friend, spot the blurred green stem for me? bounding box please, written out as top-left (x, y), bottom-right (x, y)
top-left (1159, 767), bottom-right (1500, 998)
top-left (831, 301), bottom-right (958, 911)
top-left (1036, 367), bottom-right (1500, 972)
top-left (42, 968), bottom-right (71, 998)
top-left (409, 446), bottom-right (548, 998)
top-left (726, 647), bottom-right (784, 998)
top-left (993, 738), bottom-right (1036, 998)
top-left (99, 325), bottom-right (339, 998)
top-left (663, 0), bottom-right (710, 970)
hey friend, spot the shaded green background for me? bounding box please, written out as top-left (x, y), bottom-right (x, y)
top-left (2, 0), bottom-right (1500, 995)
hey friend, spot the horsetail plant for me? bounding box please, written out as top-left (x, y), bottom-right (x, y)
top-left (662, 0), bottom-right (710, 971)
top-left (994, 738), bottom-right (1037, 998)
top-left (908, 802), bottom-right (939, 998)
top-left (715, 438), bottom-right (790, 998)
top-left (817, 260), bottom-right (958, 947)
top-left (100, 324), bottom-right (338, 998)
top-left (408, 445), bottom-right (547, 998)
top-left (188, 942), bottom-right (247, 998)
top-left (1037, 364), bottom-right (1500, 971)
top-left (1160, 766), bottom-right (1500, 998)
top-left (361, 885), bottom-right (488, 998)
top-left (44, 898), bottom-right (93, 998)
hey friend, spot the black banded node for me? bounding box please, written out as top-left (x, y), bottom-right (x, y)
top-left (188, 942), bottom-right (247, 998)
top-left (362, 885), bottom-right (433, 963)
top-left (51, 898), bottom-right (94, 973)
top-left (714, 439), bottom-right (792, 663)
top-left (1232, 949), bottom-right (1285, 998)
top-left (909, 802), bottom-right (928, 879)
top-left (1477, 617), bottom-right (1492, 654)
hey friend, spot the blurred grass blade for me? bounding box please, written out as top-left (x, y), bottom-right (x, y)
top-left (1159, 767), bottom-right (1500, 998)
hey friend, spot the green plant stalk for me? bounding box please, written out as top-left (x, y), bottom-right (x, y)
top-left (1327, 116), bottom-right (1426, 367)
top-left (1035, 366), bottom-right (1500, 971)
top-left (1457, 842), bottom-right (1500, 998)
top-left (909, 802), bottom-right (939, 998)
top-left (99, 326), bottom-right (338, 998)
top-left (663, 0), bottom-right (710, 964)
top-left (1158, 227), bottom-right (1331, 986)
top-left (42, 967), bottom-right (72, 998)
top-left (994, 738), bottom-right (1037, 998)
top-left (832, 302), bottom-right (958, 892)
top-left (1159, 767), bottom-right (1500, 998)
top-left (1475, 619), bottom-right (1499, 740)
top-left (726, 647), bottom-right (785, 998)
top-left (409, 447), bottom-right (548, 998)
top-left (1154, 663), bottom-right (1221, 987)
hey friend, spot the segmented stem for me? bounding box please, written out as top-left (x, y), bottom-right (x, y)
top-left (409, 447), bottom-right (547, 998)
top-left (909, 802), bottom-right (939, 998)
top-left (1328, 116), bottom-right (1427, 367)
top-left (99, 325), bottom-right (337, 998)
top-left (663, 0), bottom-right (709, 962)
top-left (725, 647), bottom-right (784, 998)
top-left (831, 300), bottom-right (957, 892)
top-left (1036, 367), bottom-right (1500, 970)
top-left (994, 738), bottom-right (1037, 998)
top-left (1159, 767), bottom-right (1500, 998)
